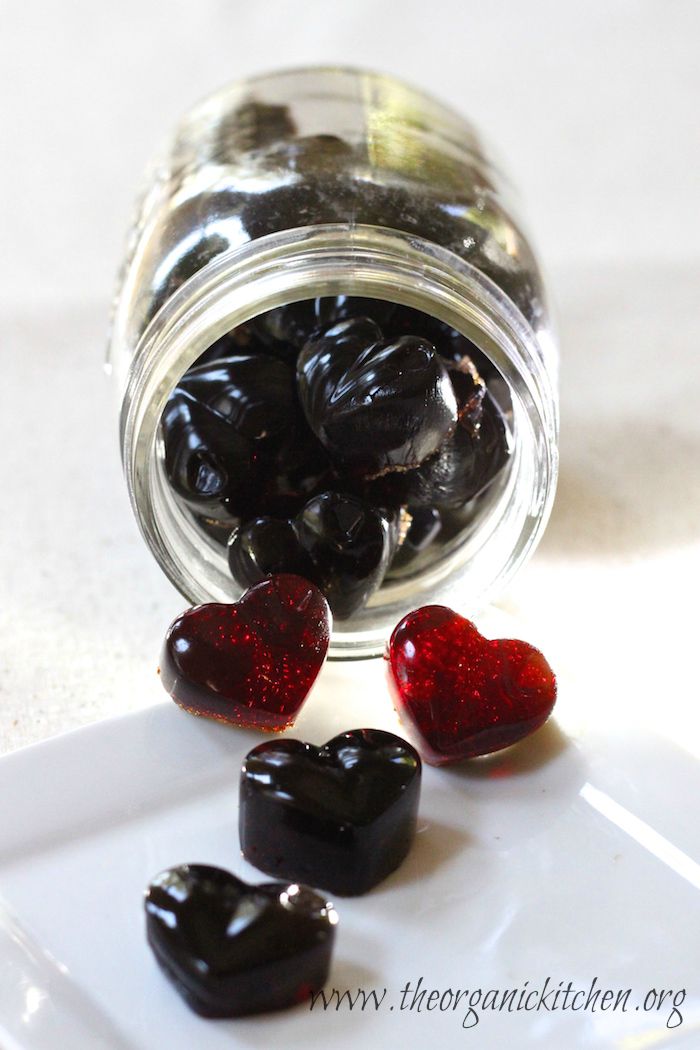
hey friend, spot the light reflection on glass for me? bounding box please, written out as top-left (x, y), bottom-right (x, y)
top-left (581, 782), bottom-right (700, 891)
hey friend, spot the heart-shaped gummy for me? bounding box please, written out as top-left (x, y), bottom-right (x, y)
top-left (145, 864), bottom-right (337, 1017)
top-left (177, 354), bottom-right (299, 441)
top-left (227, 491), bottom-right (394, 620)
top-left (161, 389), bottom-right (253, 507)
top-left (240, 729), bottom-right (421, 895)
top-left (253, 295), bottom-right (398, 352)
top-left (388, 606), bottom-right (557, 765)
top-left (162, 355), bottom-right (332, 520)
top-left (296, 317), bottom-right (458, 477)
top-left (159, 575), bottom-right (331, 731)
top-left (367, 390), bottom-right (511, 511)
top-left (402, 391), bottom-right (511, 507)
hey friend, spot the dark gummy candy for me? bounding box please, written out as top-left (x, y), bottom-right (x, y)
top-left (388, 605), bottom-right (557, 765)
top-left (367, 390), bottom-right (511, 510)
top-left (177, 354), bottom-right (298, 441)
top-left (162, 354), bottom-right (331, 520)
top-left (294, 492), bottom-right (394, 618)
top-left (253, 295), bottom-right (397, 352)
top-left (145, 864), bottom-right (337, 1017)
top-left (412, 391), bottom-right (511, 508)
top-left (228, 491), bottom-right (394, 620)
top-left (240, 728), bottom-right (421, 896)
top-left (161, 389), bottom-right (252, 506)
top-left (162, 298), bottom-right (513, 617)
top-left (387, 305), bottom-right (510, 408)
top-left (159, 575), bottom-right (330, 730)
top-left (296, 317), bottom-right (458, 477)
top-left (228, 517), bottom-right (315, 585)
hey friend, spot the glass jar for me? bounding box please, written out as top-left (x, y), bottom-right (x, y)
top-left (108, 66), bottom-right (559, 658)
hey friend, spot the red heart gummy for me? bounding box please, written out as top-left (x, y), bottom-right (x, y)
top-left (160, 575), bottom-right (331, 731)
top-left (388, 605), bottom-right (556, 765)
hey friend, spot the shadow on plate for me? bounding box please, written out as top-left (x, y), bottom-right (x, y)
top-left (442, 719), bottom-right (570, 781)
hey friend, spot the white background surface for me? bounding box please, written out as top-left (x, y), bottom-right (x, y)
top-left (1, 4), bottom-right (699, 1048)
top-left (2, 702), bottom-right (698, 1049)
top-left (1, 0), bottom-right (698, 752)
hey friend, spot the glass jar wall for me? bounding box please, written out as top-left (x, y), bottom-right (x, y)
top-left (108, 67), bottom-right (558, 657)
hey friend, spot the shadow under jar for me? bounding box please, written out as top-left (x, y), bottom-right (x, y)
top-left (109, 66), bottom-right (559, 658)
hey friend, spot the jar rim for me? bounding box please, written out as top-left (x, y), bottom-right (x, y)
top-left (120, 223), bottom-right (558, 658)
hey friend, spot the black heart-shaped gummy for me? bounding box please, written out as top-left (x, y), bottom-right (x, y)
top-left (144, 864), bottom-right (337, 1017)
top-left (296, 317), bottom-right (458, 477)
top-left (228, 491), bottom-right (394, 620)
top-left (368, 390), bottom-right (511, 510)
top-left (179, 354), bottom-right (325, 511)
top-left (294, 492), bottom-right (395, 616)
top-left (253, 295), bottom-right (398, 352)
top-left (178, 354), bottom-right (298, 442)
top-left (406, 391), bottom-right (511, 507)
top-left (162, 355), bottom-right (331, 520)
top-left (161, 389), bottom-right (253, 507)
top-left (389, 305), bottom-right (513, 414)
top-left (388, 305), bottom-right (484, 364)
top-left (239, 729), bottom-right (421, 896)
top-left (228, 517), bottom-right (315, 584)
top-left (364, 306), bottom-right (489, 428)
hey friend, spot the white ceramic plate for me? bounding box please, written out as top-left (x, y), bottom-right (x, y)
top-left (1, 668), bottom-right (699, 1049)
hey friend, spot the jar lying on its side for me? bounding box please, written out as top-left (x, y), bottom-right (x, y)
top-left (108, 66), bottom-right (558, 658)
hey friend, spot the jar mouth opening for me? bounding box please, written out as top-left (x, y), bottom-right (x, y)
top-left (121, 224), bottom-right (558, 658)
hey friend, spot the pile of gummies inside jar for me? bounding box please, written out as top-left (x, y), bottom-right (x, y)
top-left (161, 297), bottom-right (513, 619)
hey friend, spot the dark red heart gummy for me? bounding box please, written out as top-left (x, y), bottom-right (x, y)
top-left (145, 864), bottom-right (337, 1017)
top-left (388, 605), bottom-right (556, 765)
top-left (159, 575), bottom-right (331, 731)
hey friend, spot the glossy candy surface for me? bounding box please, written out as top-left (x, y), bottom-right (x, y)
top-left (145, 864), bottom-right (337, 1017)
top-left (388, 606), bottom-right (557, 765)
top-left (240, 729), bottom-right (421, 895)
top-left (294, 492), bottom-right (394, 618)
top-left (228, 517), bottom-right (315, 586)
top-left (161, 298), bottom-right (513, 614)
top-left (367, 390), bottom-right (510, 511)
top-left (163, 355), bottom-right (331, 520)
top-left (253, 295), bottom-right (397, 351)
top-left (161, 390), bottom-right (252, 506)
top-left (228, 492), bottom-right (394, 620)
top-left (159, 575), bottom-right (331, 730)
top-left (178, 354), bottom-right (298, 439)
top-left (297, 317), bottom-right (458, 476)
